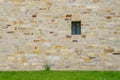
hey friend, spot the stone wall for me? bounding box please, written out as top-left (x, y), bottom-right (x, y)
top-left (0, 0), bottom-right (120, 70)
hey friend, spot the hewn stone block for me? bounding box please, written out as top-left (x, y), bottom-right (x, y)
top-left (104, 48), bottom-right (114, 53)
top-left (72, 40), bottom-right (78, 42)
top-left (106, 16), bottom-right (112, 19)
top-left (113, 53), bottom-right (120, 55)
top-left (33, 47), bottom-right (41, 54)
top-left (88, 45), bottom-right (94, 49)
top-left (53, 46), bottom-right (63, 49)
top-left (7, 31), bottom-right (15, 33)
top-left (8, 56), bottom-right (15, 61)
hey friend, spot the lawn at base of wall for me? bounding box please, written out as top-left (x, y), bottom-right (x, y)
top-left (0, 71), bottom-right (120, 80)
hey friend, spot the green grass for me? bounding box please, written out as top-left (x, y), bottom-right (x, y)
top-left (0, 71), bottom-right (120, 80)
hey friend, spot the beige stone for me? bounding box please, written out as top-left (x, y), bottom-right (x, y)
top-left (53, 46), bottom-right (64, 49)
top-left (99, 26), bottom-right (104, 29)
top-left (0, 0), bottom-right (119, 70)
top-left (88, 53), bottom-right (95, 57)
top-left (32, 62), bottom-right (39, 66)
top-left (23, 63), bottom-right (29, 66)
top-left (84, 58), bottom-right (92, 63)
top-left (88, 45), bottom-right (94, 49)
top-left (104, 48), bottom-right (114, 53)
top-left (8, 56), bottom-right (15, 61)
top-left (33, 49), bottom-right (41, 54)
top-left (0, 0), bottom-right (4, 3)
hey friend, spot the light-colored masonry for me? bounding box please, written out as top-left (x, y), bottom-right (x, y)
top-left (0, 0), bottom-right (120, 71)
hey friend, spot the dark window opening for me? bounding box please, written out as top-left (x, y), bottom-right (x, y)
top-left (71, 21), bottom-right (81, 35)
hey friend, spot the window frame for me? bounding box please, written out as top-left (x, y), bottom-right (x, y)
top-left (71, 21), bottom-right (81, 35)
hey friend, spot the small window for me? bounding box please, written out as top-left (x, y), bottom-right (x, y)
top-left (71, 21), bottom-right (81, 35)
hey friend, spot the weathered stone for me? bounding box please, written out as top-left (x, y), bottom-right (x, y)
top-left (6, 24), bottom-right (11, 26)
top-left (13, 21), bottom-right (17, 25)
top-left (92, 0), bottom-right (100, 2)
top-left (53, 46), bottom-right (63, 49)
top-left (99, 26), bottom-right (104, 29)
top-left (33, 47), bottom-right (41, 54)
top-left (19, 20), bottom-right (24, 25)
top-left (81, 34), bottom-right (86, 38)
top-left (45, 52), bottom-right (52, 56)
top-left (33, 40), bottom-right (40, 42)
top-left (66, 35), bottom-right (72, 38)
top-left (49, 31), bottom-right (54, 34)
top-left (21, 56), bottom-right (27, 62)
top-left (89, 57), bottom-right (96, 59)
top-left (88, 53), bottom-right (95, 58)
top-left (23, 63), bottom-right (29, 66)
top-left (0, 0), bottom-right (119, 71)
top-left (104, 48), bottom-right (114, 53)
top-left (86, 9), bottom-right (92, 11)
top-left (7, 31), bottom-right (15, 33)
top-left (0, 35), bottom-right (2, 39)
top-left (84, 58), bottom-right (92, 63)
top-left (32, 15), bottom-right (37, 17)
top-left (72, 40), bottom-right (78, 42)
top-left (113, 53), bottom-right (120, 55)
top-left (32, 62), bottom-right (39, 66)
top-left (105, 9), bottom-right (112, 13)
top-left (7, 0), bottom-right (25, 2)
top-left (88, 46), bottom-right (94, 49)
top-left (106, 16), bottom-right (112, 19)
top-left (8, 56), bottom-right (15, 61)
top-left (23, 33), bottom-right (33, 35)
top-left (66, 14), bottom-right (72, 17)
top-left (39, 39), bottom-right (46, 42)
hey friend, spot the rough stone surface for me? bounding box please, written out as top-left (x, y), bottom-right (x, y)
top-left (0, 0), bottom-right (120, 70)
